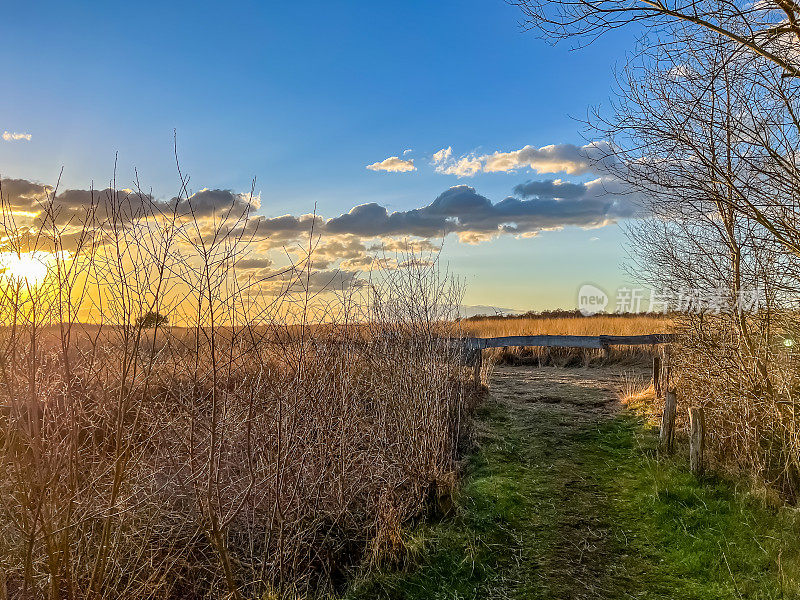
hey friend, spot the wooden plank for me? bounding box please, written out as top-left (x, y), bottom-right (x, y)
top-left (599, 334), bottom-right (676, 345)
top-left (653, 355), bottom-right (662, 397)
top-left (461, 333), bottom-right (676, 350)
top-left (689, 406), bottom-right (706, 475)
top-left (474, 335), bottom-right (605, 350)
top-left (659, 390), bottom-right (678, 454)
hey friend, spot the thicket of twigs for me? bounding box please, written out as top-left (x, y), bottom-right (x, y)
top-left (0, 181), bottom-right (476, 598)
top-left (513, 0), bottom-right (800, 499)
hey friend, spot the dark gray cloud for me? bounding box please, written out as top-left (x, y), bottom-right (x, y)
top-left (1, 176), bottom-right (642, 256)
top-left (513, 179), bottom-right (588, 200)
top-left (0, 178), bottom-right (50, 212)
top-left (325, 203), bottom-right (449, 238)
top-left (324, 182), bottom-right (640, 239)
top-left (173, 188), bottom-right (256, 218)
top-left (235, 257), bottom-right (274, 270)
top-left (0, 180), bottom-right (258, 227)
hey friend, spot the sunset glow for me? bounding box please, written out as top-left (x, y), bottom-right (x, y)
top-left (0, 251), bottom-right (52, 285)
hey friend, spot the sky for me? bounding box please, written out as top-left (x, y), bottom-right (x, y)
top-left (0, 0), bottom-right (644, 312)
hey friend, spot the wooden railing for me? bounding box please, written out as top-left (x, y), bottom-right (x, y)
top-left (462, 333), bottom-right (675, 351)
top-left (459, 333), bottom-right (676, 393)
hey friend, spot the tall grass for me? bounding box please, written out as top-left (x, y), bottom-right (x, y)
top-left (0, 180), bottom-right (476, 598)
top-left (462, 314), bottom-right (671, 366)
top-left (461, 313), bottom-right (671, 337)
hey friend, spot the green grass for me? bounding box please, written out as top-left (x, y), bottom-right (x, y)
top-left (343, 398), bottom-right (800, 599)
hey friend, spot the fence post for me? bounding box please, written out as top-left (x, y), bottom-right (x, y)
top-left (652, 354), bottom-right (662, 397)
top-left (473, 349), bottom-right (482, 386)
top-left (689, 406), bottom-right (706, 476)
top-left (659, 390), bottom-right (677, 454)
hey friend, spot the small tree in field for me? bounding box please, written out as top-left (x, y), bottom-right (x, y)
top-left (136, 311), bottom-right (168, 328)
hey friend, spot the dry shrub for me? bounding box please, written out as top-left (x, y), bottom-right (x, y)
top-left (667, 312), bottom-right (800, 501)
top-left (0, 180), bottom-right (477, 598)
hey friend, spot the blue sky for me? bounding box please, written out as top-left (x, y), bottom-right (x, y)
top-left (0, 0), bottom-right (642, 310)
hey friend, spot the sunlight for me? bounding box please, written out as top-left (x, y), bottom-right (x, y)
top-left (0, 251), bottom-right (52, 285)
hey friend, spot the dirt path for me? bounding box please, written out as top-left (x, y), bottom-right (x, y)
top-left (349, 365), bottom-right (795, 600)
top-left (480, 365), bottom-right (645, 598)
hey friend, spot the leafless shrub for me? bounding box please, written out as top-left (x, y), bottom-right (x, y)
top-left (0, 172), bottom-right (475, 598)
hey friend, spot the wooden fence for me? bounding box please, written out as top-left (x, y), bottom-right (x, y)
top-left (461, 331), bottom-right (704, 474)
top-left (462, 333), bottom-right (676, 351)
top-left (460, 333), bottom-right (675, 385)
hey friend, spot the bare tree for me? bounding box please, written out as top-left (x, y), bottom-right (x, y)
top-left (513, 0), bottom-right (800, 76)
top-left (590, 22), bottom-right (800, 496)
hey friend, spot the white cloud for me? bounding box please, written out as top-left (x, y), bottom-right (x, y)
top-left (432, 147), bottom-right (452, 164)
top-left (431, 142), bottom-right (614, 177)
top-left (366, 156), bottom-right (416, 173)
top-left (2, 131), bottom-right (31, 142)
top-left (431, 146), bottom-right (482, 177)
top-left (482, 144), bottom-right (596, 175)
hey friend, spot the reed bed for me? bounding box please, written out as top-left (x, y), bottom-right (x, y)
top-left (461, 313), bottom-right (671, 366)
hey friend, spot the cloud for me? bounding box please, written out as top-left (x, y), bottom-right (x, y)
top-left (482, 144), bottom-right (597, 175)
top-left (71, 187), bottom-right (254, 221)
top-left (432, 147), bottom-right (452, 164)
top-left (325, 181), bottom-right (639, 240)
top-left (368, 238), bottom-right (441, 253)
top-left (339, 255), bottom-right (398, 271)
top-left (431, 147), bottom-right (482, 177)
top-left (430, 142), bottom-right (616, 177)
top-left (2, 131), bottom-right (31, 142)
top-left (1, 173), bottom-right (642, 263)
top-left (325, 202), bottom-right (446, 238)
top-left (235, 256), bottom-right (274, 270)
top-left (366, 156), bottom-right (416, 173)
top-left (513, 179), bottom-right (589, 199)
top-left (0, 178), bottom-right (51, 212)
top-left (176, 188), bottom-right (260, 216)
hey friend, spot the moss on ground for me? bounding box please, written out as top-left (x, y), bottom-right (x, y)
top-left (344, 371), bottom-right (800, 600)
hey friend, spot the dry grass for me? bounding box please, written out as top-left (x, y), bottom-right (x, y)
top-left (462, 314), bottom-right (672, 366)
top-left (0, 182), bottom-right (479, 599)
top-left (461, 314), bottom-right (672, 338)
top-left (615, 313), bottom-right (800, 503)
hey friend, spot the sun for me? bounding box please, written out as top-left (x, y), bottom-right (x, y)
top-left (0, 252), bottom-right (51, 285)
